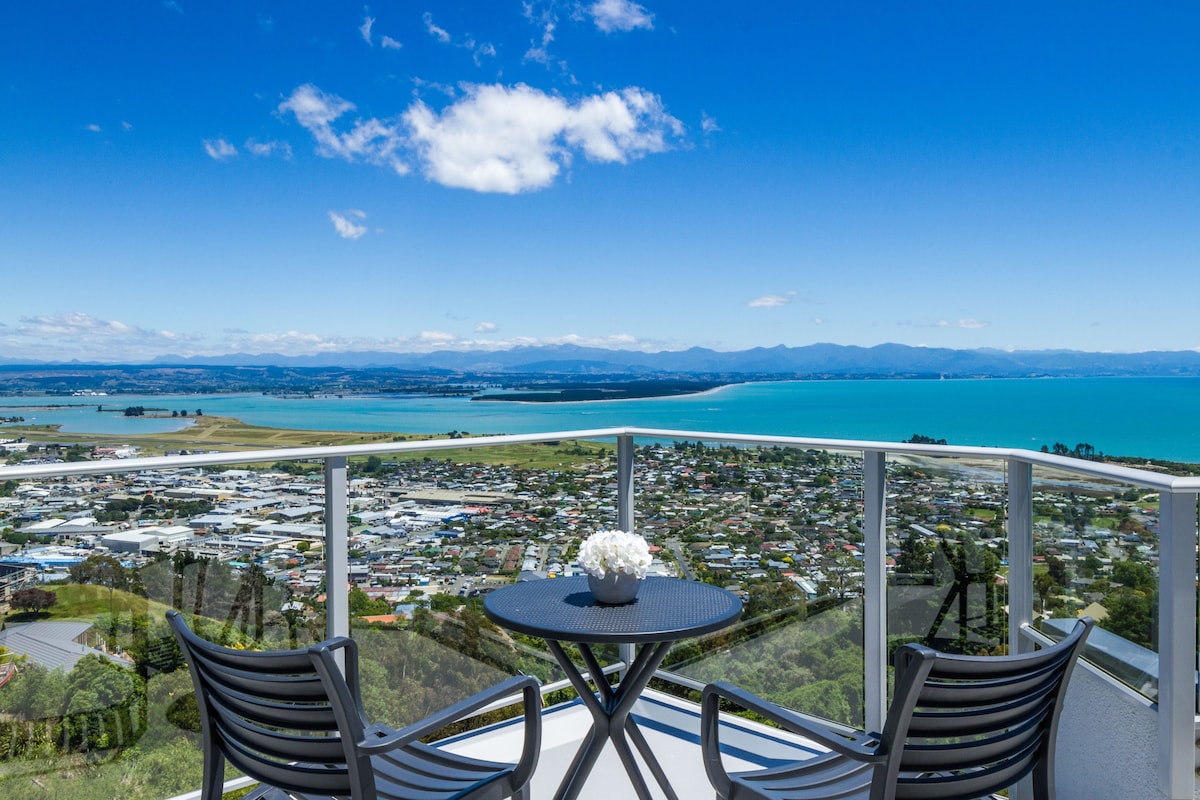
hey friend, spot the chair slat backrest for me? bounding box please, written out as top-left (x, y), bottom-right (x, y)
top-left (877, 617), bottom-right (1093, 800)
top-left (167, 610), bottom-right (375, 800)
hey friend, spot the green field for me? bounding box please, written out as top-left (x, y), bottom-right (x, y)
top-left (4, 415), bottom-right (613, 468)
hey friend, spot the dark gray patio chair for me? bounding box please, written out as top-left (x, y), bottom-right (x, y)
top-left (167, 610), bottom-right (541, 800)
top-left (701, 617), bottom-right (1093, 800)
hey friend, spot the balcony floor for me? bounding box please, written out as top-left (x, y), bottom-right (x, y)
top-left (439, 688), bottom-right (827, 800)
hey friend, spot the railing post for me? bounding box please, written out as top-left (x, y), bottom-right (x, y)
top-left (1005, 459), bottom-right (1035, 800)
top-left (617, 433), bottom-right (635, 532)
top-left (617, 434), bottom-right (636, 680)
top-left (1157, 489), bottom-right (1198, 799)
top-left (325, 456), bottom-right (350, 643)
top-left (862, 450), bottom-right (887, 735)
top-left (1006, 459), bottom-right (1034, 655)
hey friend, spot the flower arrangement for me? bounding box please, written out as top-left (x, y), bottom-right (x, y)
top-left (577, 529), bottom-right (652, 579)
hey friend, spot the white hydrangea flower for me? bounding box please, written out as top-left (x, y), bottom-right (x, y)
top-left (577, 529), bottom-right (652, 579)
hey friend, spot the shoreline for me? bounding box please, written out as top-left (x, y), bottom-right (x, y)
top-left (496, 381), bottom-right (740, 406)
top-left (471, 379), bottom-right (732, 404)
top-left (2, 378), bottom-right (1199, 465)
top-left (5, 411), bottom-right (1197, 475)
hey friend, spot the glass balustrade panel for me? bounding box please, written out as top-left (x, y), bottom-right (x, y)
top-left (1029, 464), bottom-right (1162, 701)
top-left (657, 444), bottom-right (867, 730)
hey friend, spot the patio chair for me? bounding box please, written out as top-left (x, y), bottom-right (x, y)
top-left (167, 610), bottom-right (541, 800)
top-left (701, 617), bottom-right (1093, 800)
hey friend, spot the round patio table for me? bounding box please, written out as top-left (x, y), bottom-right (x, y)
top-left (484, 576), bottom-right (742, 800)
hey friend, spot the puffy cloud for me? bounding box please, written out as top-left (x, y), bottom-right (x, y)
top-left (1, 312), bottom-right (672, 360)
top-left (589, 0), bottom-right (654, 33)
top-left (86, 123), bottom-right (101, 133)
top-left (419, 330), bottom-right (457, 345)
top-left (4, 313), bottom-right (201, 361)
top-left (279, 84), bottom-right (408, 175)
top-left (281, 82), bottom-right (682, 193)
top-left (424, 12), bottom-right (450, 43)
top-left (380, 35), bottom-right (402, 49)
top-left (748, 293), bottom-right (796, 308)
top-left (328, 210), bottom-right (368, 239)
top-left (244, 138), bottom-right (292, 158)
top-left (700, 112), bottom-right (720, 135)
top-left (405, 83), bottom-right (682, 193)
top-left (203, 138), bottom-right (237, 160)
top-left (359, 16), bottom-right (374, 44)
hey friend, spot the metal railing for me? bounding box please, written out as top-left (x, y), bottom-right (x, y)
top-left (1, 426), bottom-right (1197, 799)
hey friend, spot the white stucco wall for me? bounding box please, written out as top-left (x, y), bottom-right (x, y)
top-left (1053, 662), bottom-right (1176, 800)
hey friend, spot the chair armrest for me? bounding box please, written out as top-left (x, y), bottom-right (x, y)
top-left (701, 681), bottom-right (884, 796)
top-left (358, 674), bottom-right (542, 783)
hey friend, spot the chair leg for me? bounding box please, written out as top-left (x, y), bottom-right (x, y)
top-left (1032, 762), bottom-right (1056, 800)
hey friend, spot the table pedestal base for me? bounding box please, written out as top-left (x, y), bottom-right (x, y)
top-left (546, 639), bottom-right (677, 800)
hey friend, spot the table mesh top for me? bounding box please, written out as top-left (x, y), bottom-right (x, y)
top-left (483, 576), bottom-right (742, 644)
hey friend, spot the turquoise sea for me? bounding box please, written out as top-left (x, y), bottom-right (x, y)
top-left (1, 377), bottom-right (1198, 462)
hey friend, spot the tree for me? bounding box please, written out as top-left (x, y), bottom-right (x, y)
top-left (1103, 589), bottom-right (1153, 647)
top-left (348, 587), bottom-right (390, 617)
top-left (1111, 560), bottom-right (1154, 593)
top-left (68, 554), bottom-right (132, 617)
top-left (10, 586), bottom-right (57, 617)
top-left (894, 533), bottom-right (933, 579)
top-left (1034, 572), bottom-right (1059, 615)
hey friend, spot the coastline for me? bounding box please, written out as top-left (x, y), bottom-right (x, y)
top-left (2, 377), bottom-right (1199, 464)
top-left (471, 379), bottom-right (730, 404)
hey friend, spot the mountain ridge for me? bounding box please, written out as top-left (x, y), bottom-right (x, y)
top-left (4, 342), bottom-right (1200, 378)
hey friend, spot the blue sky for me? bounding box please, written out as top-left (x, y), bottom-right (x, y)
top-left (1, 1), bottom-right (1197, 362)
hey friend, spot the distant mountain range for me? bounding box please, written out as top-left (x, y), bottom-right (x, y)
top-left (126, 342), bottom-right (1200, 377)
top-left (3, 343), bottom-right (1200, 385)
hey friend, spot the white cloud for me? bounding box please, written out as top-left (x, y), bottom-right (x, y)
top-left (244, 138), bottom-right (293, 158)
top-left (748, 293), bottom-right (796, 308)
top-left (4, 313), bottom-right (201, 361)
top-left (359, 16), bottom-right (374, 45)
top-left (0, 312), bottom-right (676, 360)
top-left (700, 112), bottom-right (720, 135)
top-left (121, 120), bottom-right (133, 131)
top-left (937, 318), bottom-right (989, 329)
top-left (280, 81), bottom-right (682, 193)
top-left (203, 138), bottom-right (237, 160)
top-left (328, 210), bottom-right (368, 239)
top-left (589, 0), bottom-right (654, 33)
top-left (521, 2), bottom-right (571, 75)
top-left (473, 41), bottom-right (497, 65)
top-left (279, 84), bottom-right (408, 175)
top-left (524, 18), bottom-right (555, 65)
top-left (405, 83), bottom-right (683, 193)
top-left (86, 123), bottom-right (101, 133)
top-left (380, 35), bottom-right (402, 49)
top-left (419, 330), bottom-right (457, 345)
top-left (424, 12), bottom-right (451, 43)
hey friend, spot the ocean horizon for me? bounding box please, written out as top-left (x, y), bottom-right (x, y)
top-left (2, 376), bottom-right (1199, 463)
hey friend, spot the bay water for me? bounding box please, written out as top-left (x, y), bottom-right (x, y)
top-left (1, 377), bottom-right (1198, 462)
